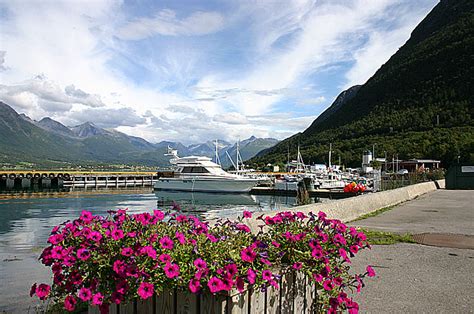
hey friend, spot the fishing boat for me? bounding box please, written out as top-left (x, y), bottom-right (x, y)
top-left (154, 147), bottom-right (260, 193)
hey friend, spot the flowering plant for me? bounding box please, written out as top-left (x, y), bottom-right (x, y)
top-left (31, 209), bottom-right (375, 313)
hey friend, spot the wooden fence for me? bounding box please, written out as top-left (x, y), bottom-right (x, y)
top-left (89, 271), bottom-right (320, 314)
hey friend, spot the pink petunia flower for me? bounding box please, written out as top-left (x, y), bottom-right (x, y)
top-left (77, 248), bottom-right (90, 261)
top-left (48, 234), bottom-right (64, 245)
top-left (240, 247), bottom-right (257, 262)
top-left (175, 232), bottom-right (186, 245)
top-left (159, 254), bottom-right (171, 263)
top-left (153, 210), bottom-right (165, 220)
top-left (138, 282), bottom-right (154, 300)
top-left (236, 277), bottom-right (245, 293)
top-left (313, 273), bottom-right (323, 282)
top-left (224, 263), bottom-right (238, 278)
top-left (78, 287), bottom-right (92, 301)
top-left (89, 231), bottom-right (102, 242)
top-left (164, 263), bottom-right (180, 278)
top-left (292, 262), bottom-right (303, 270)
top-left (80, 210), bottom-right (93, 223)
top-left (193, 258), bottom-right (207, 270)
top-left (36, 283), bottom-right (50, 300)
top-left (189, 279), bottom-right (201, 293)
top-left (140, 246), bottom-right (157, 259)
top-left (236, 224), bottom-right (251, 233)
top-left (121, 247), bottom-right (134, 257)
top-left (366, 266), bottom-right (376, 277)
top-left (207, 277), bottom-right (224, 294)
top-left (30, 283), bottom-right (37, 297)
top-left (311, 248), bottom-right (323, 259)
top-left (206, 234), bottom-right (218, 242)
top-left (243, 210), bottom-right (252, 218)
top-left (262, 270), bottom-right (273, 281)
top-left (176, 215), bottom-right (188, 222)
top-left (339, 248), bottom-right (351, 263)
top-left (269, 279), bottom-right (279, 289)
top-left (51, 246), bottom-right (64, 259)
top-left (323, 280), bottom-right (334, 291)
top-left (64, 295), bottom-right (77, 312)
top-left (349, 245), bottom-right (359, 254)
top-left (92, 292), bottom-right (104, 305)
top-left (247, 268), bottom-right (256, 284)
top-left (111, 228), bottom-right (124, 241)
top-left (159, 236), bottom-right (174, 250)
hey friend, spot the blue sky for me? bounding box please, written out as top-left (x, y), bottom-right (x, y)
top-left (0, 0), bottom-right (438, 144)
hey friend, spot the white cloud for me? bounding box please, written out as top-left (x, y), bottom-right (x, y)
top-left (297, 96), bottom-right (326, 106)
top-left (0, 0), bottom-right (438, 145)
top-left (69, 107), bottom-right (146, 128)
top-left (344, 2), bottom-right (436, 87)
top-left (0, 75), bottom-right (105, 113)
top-left (117, 9), bottom-right (225, 40)
top-left (213, 112), bottom-right (249, 125)
top-left (0, 51), bottom-right (6, 71)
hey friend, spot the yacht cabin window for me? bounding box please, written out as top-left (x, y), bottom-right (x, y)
top-left (181, 166), bottom-right (210, 173)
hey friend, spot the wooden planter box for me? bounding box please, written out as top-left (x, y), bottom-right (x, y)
top-left (89, 271), bottom-right (320, 314)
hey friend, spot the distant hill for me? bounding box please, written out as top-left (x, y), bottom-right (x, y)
top-left (0, 102), bottom-right (278, 168)
top-left (251, 0), bottom-right (474, 167)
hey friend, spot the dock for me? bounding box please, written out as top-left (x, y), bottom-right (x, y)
top-left (0, 171), bottom-right (159, 190)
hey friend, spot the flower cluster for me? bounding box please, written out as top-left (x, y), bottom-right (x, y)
top-left (31, 209), bottom-right (375, 313)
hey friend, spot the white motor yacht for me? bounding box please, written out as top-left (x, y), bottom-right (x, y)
top-left (154, 148), bottom-right (260, 193)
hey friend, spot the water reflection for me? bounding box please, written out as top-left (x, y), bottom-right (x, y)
top-left (0, 187), bottom-right (323, 313)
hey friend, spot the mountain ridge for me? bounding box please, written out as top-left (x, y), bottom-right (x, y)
top-left (0, 102), bottom-right (279, 168)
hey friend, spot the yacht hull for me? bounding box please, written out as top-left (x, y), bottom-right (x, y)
top-left (154, 178), bottom-right (258, 193)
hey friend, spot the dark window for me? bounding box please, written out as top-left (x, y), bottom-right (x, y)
top-left (182, 167), bottom-right (193, 173)
top-left (192, 167), bottom-right (209, 173)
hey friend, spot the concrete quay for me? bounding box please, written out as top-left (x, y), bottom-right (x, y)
top-left (245, 180), bottom-right (443, 231)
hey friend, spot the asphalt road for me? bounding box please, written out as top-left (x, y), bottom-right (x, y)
top-left (350, 189), bottom-right (474, 313)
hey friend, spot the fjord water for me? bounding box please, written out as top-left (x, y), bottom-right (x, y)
top-left (0, 188), bottom-right (321, 313)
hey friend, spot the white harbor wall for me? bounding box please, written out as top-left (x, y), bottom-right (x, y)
top-left (246, 180), bottom-right (444, 231)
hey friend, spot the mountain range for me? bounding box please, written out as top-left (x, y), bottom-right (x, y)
top-left (0, 102), bottom-right (278, 168)
top-left (252, 0), bottom-right (474, 168)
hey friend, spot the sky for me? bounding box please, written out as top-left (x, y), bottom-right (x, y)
top-left (0, 0), bottom-right (438, 145)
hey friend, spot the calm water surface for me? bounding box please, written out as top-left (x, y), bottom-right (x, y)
top-left (0, 188), bottom-right (324, 313)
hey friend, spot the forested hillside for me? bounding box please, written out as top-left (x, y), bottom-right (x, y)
top-left (252, 0), bottom-right (474, 168)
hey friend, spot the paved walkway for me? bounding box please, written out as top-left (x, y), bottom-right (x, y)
top-left (350, 189), bottom-right (474, 313)
top-left (351, 189), bottom-right (474, 235)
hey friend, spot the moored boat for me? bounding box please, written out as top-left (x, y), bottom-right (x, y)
top-left (154, 148), bottom-right (260, 193)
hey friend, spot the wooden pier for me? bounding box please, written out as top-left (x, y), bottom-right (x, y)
top-left (0, 171), bottom-right (159, 190)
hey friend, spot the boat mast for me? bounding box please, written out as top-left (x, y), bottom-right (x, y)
top-left (297, 145), bottom-right (305, 172)
top-left (226, 151), bottom-right (237, 170)
top-left (214, 139), bottom-right (221, 165)
top-left (328, 143), bottom-right (332, 169)
top-left (236, 139), bottom-right (240, 174)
